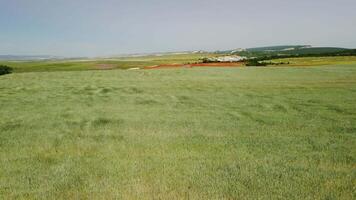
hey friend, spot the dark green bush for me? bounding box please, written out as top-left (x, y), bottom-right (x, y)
top-left (0, 65), bottom-right (13, 75)
top-left (245, 60), bottom-right (267, 66)
top-left (201, 57), bottom-right (214, 63)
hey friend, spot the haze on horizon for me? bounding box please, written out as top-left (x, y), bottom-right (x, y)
top-left (1, 0), bottom-right (356, 57)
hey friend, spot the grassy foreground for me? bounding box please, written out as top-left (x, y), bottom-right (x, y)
top-left (0, 65), bottom-right (355, 199)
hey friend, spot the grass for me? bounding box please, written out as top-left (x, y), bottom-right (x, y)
top-left (2, 54), bottom-right (356, 74)
top-left (269, 56), bottom-right (356, 66)
top-left (0, 53), bottom-right (213, 73)
top-left (0, 64), bottom-right (355, 199)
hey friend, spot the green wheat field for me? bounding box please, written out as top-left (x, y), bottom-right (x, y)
top-left (0, 62), bottom-right (355, 199)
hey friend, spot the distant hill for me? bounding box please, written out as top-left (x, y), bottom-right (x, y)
top-left (0, 55), bottom-right (89, 61)
top-left (247, 45), bottom-right (311, 52)
top-left (0, 55), bottom-right (61, 61)
top-left (224, 45), bottom-right (350, 58)
top-left (0, 46), bottom-right (354, 61)
top-left (282, 47), bottom-right (347, 55)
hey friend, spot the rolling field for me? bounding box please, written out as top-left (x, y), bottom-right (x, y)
top-left (3, 55), bottom-right (356, 74)
top-left (0, 53), bottom-right (214, 73)
top-left (0, 64), bottom-right (355, 199)
top-left (270, 56), bottom-right (356, 66)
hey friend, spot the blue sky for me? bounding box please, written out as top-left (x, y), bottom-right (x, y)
top-left (1, 0), bottom-right (355, 57)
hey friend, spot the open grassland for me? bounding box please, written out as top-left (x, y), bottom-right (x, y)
top-left (2, 55), bottom-right (356, 73)
top-left (1, 65), bottom-right (356, 199)
top-left (0, 53), bottom-right (213, 73)
top-left (270, 56), bottom-right (356, 66)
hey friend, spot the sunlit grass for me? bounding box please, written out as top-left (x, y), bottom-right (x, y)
top-left (270, 56), bottom-right (356, 66)
top-left (0, 65), bottom-right (355, 199)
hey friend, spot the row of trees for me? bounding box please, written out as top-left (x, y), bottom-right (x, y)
top-left (245, 49), bottom-right (356, 67)
top-left (201, 49), bottom-right (356, 67)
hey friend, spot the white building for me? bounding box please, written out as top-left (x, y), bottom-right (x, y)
top-left (207, 55), bottom-right (247, 62)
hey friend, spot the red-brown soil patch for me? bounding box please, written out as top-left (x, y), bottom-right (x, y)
top-left (144, 62), bottom-right (244, 70)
